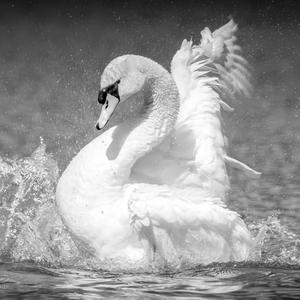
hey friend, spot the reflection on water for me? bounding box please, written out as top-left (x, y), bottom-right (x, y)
top-left (1, 262), bottom-right (300, 299)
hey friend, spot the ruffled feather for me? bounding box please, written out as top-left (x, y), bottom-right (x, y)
top-left (169, 19), bottom-right (260, 200)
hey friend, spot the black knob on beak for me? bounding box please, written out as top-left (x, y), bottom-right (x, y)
top-left (96, 123), bottom-right (101, 130)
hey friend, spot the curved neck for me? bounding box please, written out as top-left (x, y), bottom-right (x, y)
top-left (113, 60), bottom-right (180, 183)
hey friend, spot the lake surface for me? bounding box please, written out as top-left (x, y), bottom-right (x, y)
top-left (0, 1), bottom-right (299, 299)
top-left (1, 262), bottom-right (300, 299)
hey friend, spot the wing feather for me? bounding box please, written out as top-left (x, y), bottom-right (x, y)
top-left (132, 20), bottom-right (260, 197)
top-left (170, 19), bottom-right (259, 198)
top-left (127, 184), bottom-right (252, 263)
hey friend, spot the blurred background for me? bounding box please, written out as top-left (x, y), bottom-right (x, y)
top-left (0, 1), bottom-right (299, 226)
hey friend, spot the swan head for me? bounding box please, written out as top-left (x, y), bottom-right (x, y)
top-left (96, 55), bottom-right (146, 130)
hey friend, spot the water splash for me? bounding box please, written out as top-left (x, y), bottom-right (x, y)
top-left (249, 213), bottom-right (300, 265)
top-left (0, 139), bottom-right (85, 266)
top-left (0, 140), bottom-right (299, 270)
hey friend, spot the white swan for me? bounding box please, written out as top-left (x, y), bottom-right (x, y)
top-left (56, 20), bottom-right (261, 265)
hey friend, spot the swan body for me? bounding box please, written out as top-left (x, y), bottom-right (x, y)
top-left (56, 20), bottom-right (260, 265)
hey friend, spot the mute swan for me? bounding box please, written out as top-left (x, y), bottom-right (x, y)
top-left (56, 20), bottom-right (261, 265)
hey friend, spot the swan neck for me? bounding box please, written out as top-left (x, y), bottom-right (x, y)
top-left (115, 63), bottom-right (179, 182)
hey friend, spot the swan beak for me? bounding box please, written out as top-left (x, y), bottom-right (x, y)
top-left (96, 94), bottom-right (120, 130)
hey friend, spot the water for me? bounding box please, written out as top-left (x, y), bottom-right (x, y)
top-left (0, 262), bottom-right (300, 299)
top-left (0, 2), bottom-right (300, 298)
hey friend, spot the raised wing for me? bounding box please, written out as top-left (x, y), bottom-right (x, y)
top-left (131, 20), bottom-right (260, 199)
top-left (171, 19), bottom-right (252, 102)
top-left (168, 19), bottom-right (260, 198)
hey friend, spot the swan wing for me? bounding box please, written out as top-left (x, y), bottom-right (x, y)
top-left (131, 20), bottom-right (260, 197)
top-left (171, 19), bottom-right (251, 104)
top-left (168, 19), bottom-right (260, 197)
top-left (127, 184), bottom-right (252, 263)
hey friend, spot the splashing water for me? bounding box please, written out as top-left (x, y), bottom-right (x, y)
top-left (250, 214), bottom-right (300, 265)
top-left (0, 139), bottom-right (86, 267)
top-left (0, 139), bottom-right (299, 272)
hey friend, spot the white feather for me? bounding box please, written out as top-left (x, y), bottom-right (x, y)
top-left (127, 184), bottom-right (253, 263)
